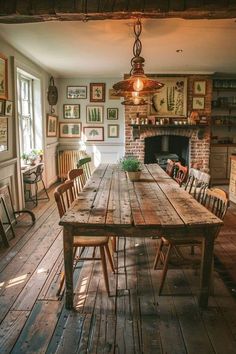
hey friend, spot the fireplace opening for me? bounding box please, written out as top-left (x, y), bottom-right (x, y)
top-left (144, 135), bottom-right (189, 168)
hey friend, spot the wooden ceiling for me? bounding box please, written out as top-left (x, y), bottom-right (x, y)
top-left (0, 0), bottom-right (236, 23)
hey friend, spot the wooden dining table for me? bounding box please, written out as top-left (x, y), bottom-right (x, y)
top-left (59, 163), bottom-right (223, 309)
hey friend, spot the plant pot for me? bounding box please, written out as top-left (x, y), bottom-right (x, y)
top-left (126, 171), bottom-right (141, 181)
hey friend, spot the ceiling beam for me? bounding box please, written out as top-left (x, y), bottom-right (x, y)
top-left (0, 10), bottom-right (236, 24)
top-left (0, 0), bottom-right (236, 23)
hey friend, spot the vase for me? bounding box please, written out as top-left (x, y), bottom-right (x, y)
top-left (126, 171), bottom-right (141, 181)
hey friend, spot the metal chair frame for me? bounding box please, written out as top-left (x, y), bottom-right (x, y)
top-left (23, 163), bottom-right (50, 206)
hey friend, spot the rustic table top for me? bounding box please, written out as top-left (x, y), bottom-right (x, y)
top-left (59, 163), bottom-right (222, 231)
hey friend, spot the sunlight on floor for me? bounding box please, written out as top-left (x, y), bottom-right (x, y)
top-left (6, 273), bottom-right (28, 288)
top-left (75, 276), bottom-right (89, 309)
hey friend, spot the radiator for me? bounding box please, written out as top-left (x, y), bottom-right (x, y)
top-left (58, 150), bottom-right (86, 180)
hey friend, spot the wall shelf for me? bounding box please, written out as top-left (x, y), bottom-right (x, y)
top-left (129, 124), bottom-right (208, 140)
top-left (128, 124), bottom-right (208, 128)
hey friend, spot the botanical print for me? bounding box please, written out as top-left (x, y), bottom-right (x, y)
top-left (5, 100), bottom-right (13, 116)
top-left (84, 126), bottom-right (104, 141)
top-left (67, 86), bottom-right (87, 99)
top-left (90, 83), bottom-right (105, 102)
top-left (59, 123), bottom-right (81, 138)
top-left (151, 77), bottom-right (187, 117)
top-left (107, 108), bottom-right (118, 120)
top-left (47, 115), bottom-right (58, 137)
top-left (63, 104), bottom-right (80, 119)
top-left (0, 99), bottom-right (4, 115)
top-left (86, 106), bottom-right (103, 123)
top-left (193, 97), bottom-right (205, 110)
top-left (0, 117), bottom-right (8, 151)
top-left (108, 124), bottom-right (119, 138)
top-left (194, 81), bottom-right (206, 95)
top-left (0, 55), bottom-right (7, 100)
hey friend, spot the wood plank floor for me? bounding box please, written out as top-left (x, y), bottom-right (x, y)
top-left (0, 185), bottom-right (236, 354)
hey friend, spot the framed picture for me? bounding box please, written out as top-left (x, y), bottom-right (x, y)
top-left (109, 88), bottom-right (120, 100)
top-left (150, 77), bottom-right (187, 117)
top-left (63, 104), bottom-right (80, 119)
top-left (84, 126), bottom-right (104, 141)
top-left (0, 99), bottom-right (5, 116)
top-left (193, 80), bottom-right (206, 95)
top-left (90, 83), bottom-right (105, 102)
top-left (59, 123), bottom-right (81, 138)
top-left (107, 108), bottom-right (118, 120)
top-left (0, 53), bottom-right (8, 100)
top-left (5, 100), bottom-right (13, 116)
top-left (192, 97), bottom-right (205, 110)
top-left (47, 114), bottom-right (58, 137)
top-left (67, 86), bottom-right (87, 99)
top-left (0, 117), bottom-right (8, 152)
top-left (86, 105), bottom-right (103, 123)
top-left (108, 124), bottom-right (119, 138)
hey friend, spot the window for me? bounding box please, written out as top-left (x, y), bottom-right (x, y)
top-left (17, 69), bottom-right (42, 156)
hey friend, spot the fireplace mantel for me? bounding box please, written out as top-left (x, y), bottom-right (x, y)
top-left (129, 124), bottom-right (208, 140)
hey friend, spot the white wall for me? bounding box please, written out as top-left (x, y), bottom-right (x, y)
top-left (58, 78), bottom-right (125, 166)
top-left (0, 37), bottom-right (58, 209)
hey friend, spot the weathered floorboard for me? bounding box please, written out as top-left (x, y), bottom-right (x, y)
top-left (0, 184), bottom-right (236, 353)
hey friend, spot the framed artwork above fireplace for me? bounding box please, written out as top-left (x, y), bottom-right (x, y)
top-left (150, 77), bottom-right (187, 117)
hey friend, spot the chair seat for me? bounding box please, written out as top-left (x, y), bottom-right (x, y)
top-left (24, 179), bottom-right (37, 184)
top-left (73, 235), bottom-right (109, 246)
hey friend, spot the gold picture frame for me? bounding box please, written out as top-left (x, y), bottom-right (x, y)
top-left (193, 80), bottom-right (206, 95)
top-left (90, 83), bottom-right (105, 102)
top-left (59, 122), bottom-right (81, 138)
top-left (0, 53), bottom-right (8, 100)
top-left (46, 114), bottom-right (58, 137)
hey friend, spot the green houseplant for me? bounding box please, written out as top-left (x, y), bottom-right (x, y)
top-left (121, 156), bottom-right (141, 181)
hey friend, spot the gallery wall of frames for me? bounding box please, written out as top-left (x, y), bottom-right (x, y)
top-left (56, 80), bottom-right (124, 143)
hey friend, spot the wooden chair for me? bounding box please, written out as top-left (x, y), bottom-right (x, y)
top-left (77, 157), bottom-right (92, 187)
top-left (54, 180), bottom-right (115, 297)
top-left (192, 170), bottom-right (211, 203)
top-left (184, 168), bottom-right (211, 203)
top-left (173, 162), bottom-right (188, 186)
top-left (153, 188), bottom-right (229, 295)
top-left (165, 159), bottom-right (175, 177)
top-left (67, 168), bottom-right (117, 253)
top-left (184, 168), bottom-right (195, 194)
top-left (184, 168), bottom-right (211, 255)
top-left (67, 168), bottom-right (84, 197)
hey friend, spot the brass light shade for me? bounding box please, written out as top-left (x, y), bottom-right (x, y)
top-left (113, 19), bottom-right (164, 98)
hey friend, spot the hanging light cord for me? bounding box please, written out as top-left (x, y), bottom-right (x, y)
top-left (130, 19), bottom-right (143, 75)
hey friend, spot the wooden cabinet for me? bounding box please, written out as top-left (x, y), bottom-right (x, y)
top-left (229, 156), bottom-right (236, 203)
top-left (210, 145), bottom-right (236, 183)
top-left (211, 78), bottom-right (236, 145)
top-left (210, 146), bottom-right (227, 180)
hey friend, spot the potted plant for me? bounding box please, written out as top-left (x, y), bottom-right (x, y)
top-left (121, 156), bottom-right (141, 181)
top-left (28, 150), bottom-right (38, 165)
top-left (21, 152), bottom-right (29, 165)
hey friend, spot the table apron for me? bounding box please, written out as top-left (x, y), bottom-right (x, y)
top-left (63, 224), bottom-right (221, 240)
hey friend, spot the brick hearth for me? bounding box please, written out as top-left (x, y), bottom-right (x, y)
top-left (125, 75), bottom-right (212, 172)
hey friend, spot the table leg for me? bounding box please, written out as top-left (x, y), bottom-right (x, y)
top-left (199, 228), bottom-right (217, 308)
top-left (63, 227), bottom-right (74, 309)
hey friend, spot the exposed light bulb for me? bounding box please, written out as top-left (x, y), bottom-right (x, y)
top-left (133, 77), bottom-right (144, 92)
top-left (133, 97), bottom-right (141, 105)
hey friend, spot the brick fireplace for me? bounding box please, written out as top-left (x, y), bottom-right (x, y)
top-left (125, 75), bottom-right (212, 172)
